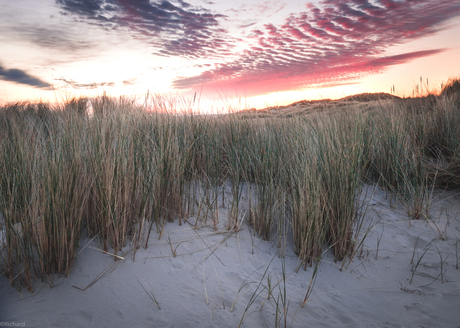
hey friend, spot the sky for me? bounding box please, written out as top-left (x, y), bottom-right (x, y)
top-left (1, 0), bottom-right (460, 111)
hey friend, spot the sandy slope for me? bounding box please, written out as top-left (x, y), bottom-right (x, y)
top-left (1, 184), bottom-right (460, 328)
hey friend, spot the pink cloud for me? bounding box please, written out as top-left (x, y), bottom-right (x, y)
top-left (173, 0), bottom-right (460, 95)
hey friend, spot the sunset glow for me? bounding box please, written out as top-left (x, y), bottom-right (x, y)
top-left (1, 0), bottom-right (460, 110)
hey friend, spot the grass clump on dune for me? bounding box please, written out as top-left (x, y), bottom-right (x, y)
top-left (1, 77), bottom-right (460, 291)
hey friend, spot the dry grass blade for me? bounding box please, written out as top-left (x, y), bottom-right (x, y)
top-left (137, 277), bottom-right (161, 310)
top-left (187, 221), bottom-right (228, 268)
top-left (88, 246), bottom-right (124, 260)
top-left (72, 262), bottom-right (119, 291)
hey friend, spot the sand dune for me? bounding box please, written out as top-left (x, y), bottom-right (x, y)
top-left (1, 184), bottom-right (459, 327)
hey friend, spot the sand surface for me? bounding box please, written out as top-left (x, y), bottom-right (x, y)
top-left (1, 184), bottom-right (460, 327)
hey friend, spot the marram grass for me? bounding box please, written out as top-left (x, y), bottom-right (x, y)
top-left (1, 81), bottom-right (460, 291)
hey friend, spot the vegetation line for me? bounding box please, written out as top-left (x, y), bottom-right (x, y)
top-left (1, 78), bottom-right (459, 291)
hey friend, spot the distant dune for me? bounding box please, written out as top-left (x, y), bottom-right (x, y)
top-left (236, 92), bottom-right (402, 118)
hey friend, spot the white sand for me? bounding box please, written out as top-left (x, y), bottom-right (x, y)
top-left (1, 184), bottom-right (460, 327)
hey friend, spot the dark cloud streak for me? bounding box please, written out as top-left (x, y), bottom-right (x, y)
top-left (0, 63), bottom-right (51, 89)
top-left (363, 49), bottom-right (448, 68)
top-left (55, 77), bottom-right (115, 89)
